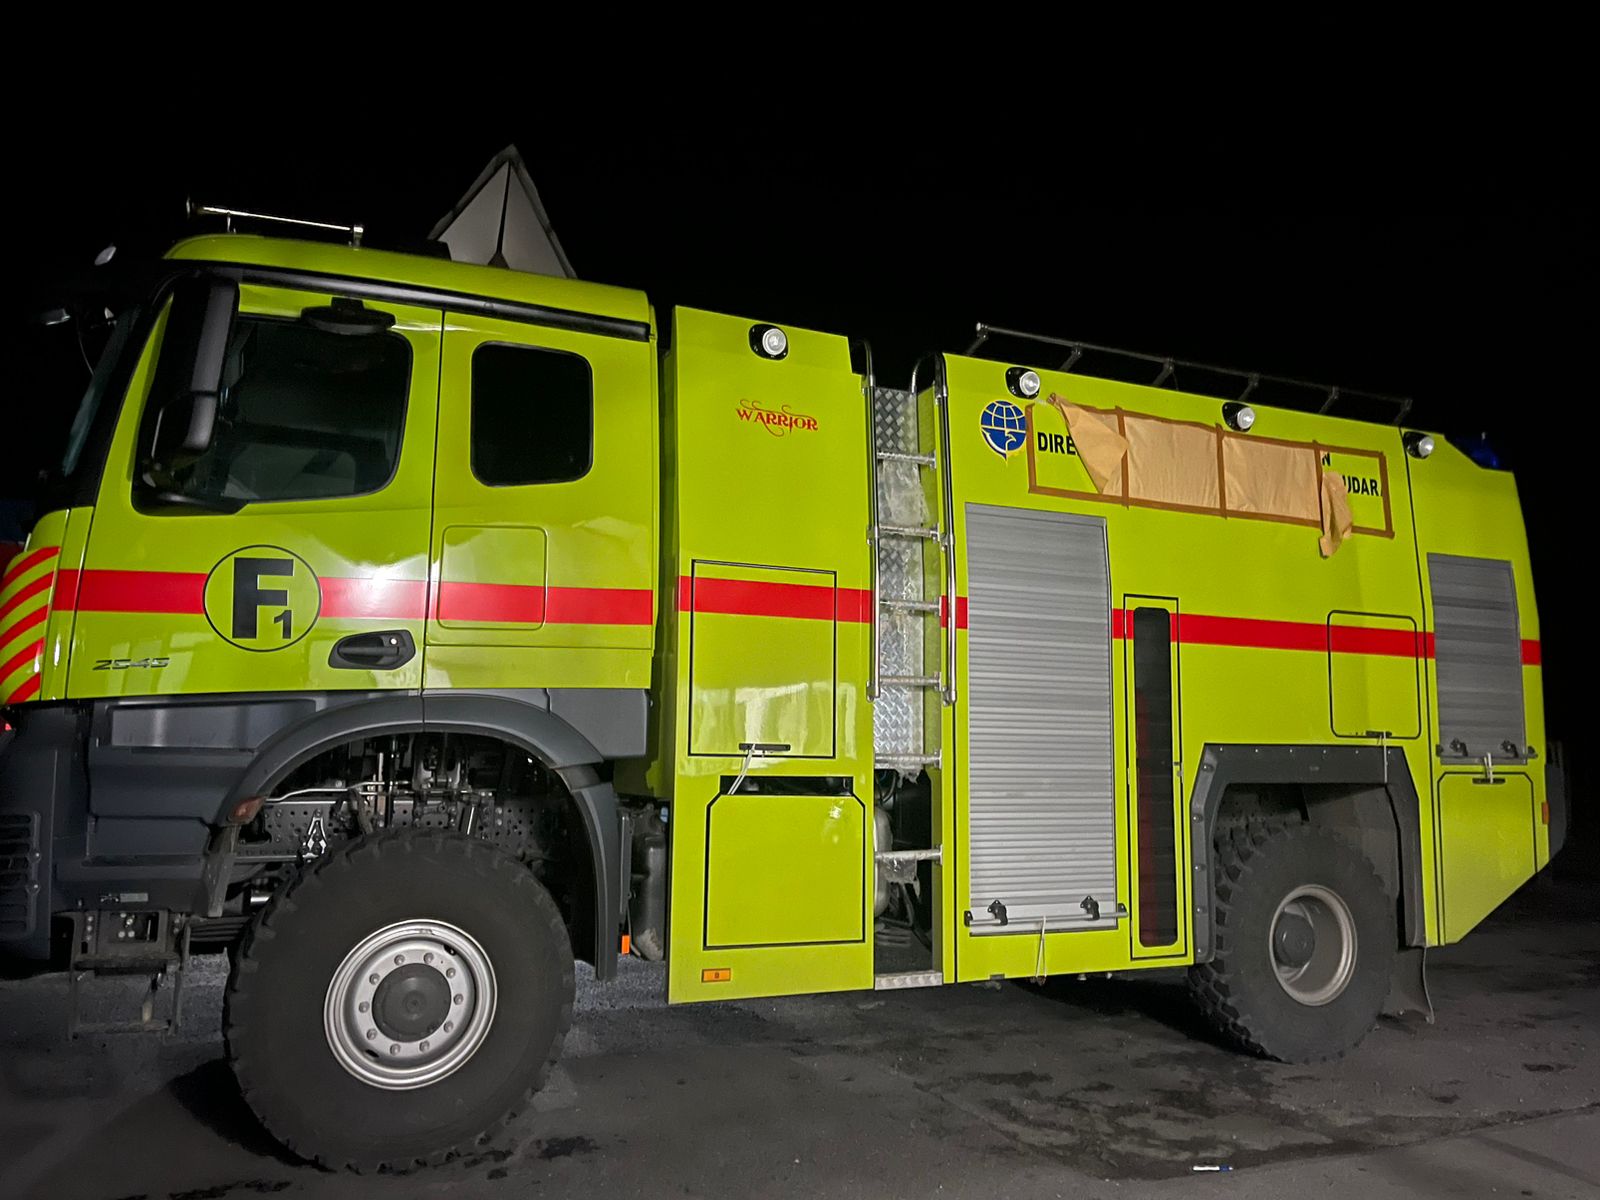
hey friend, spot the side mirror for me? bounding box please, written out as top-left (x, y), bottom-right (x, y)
top-left (301, 296), bottom-right (395, 336)
top-left (142, 275), bottom-right (239, 483)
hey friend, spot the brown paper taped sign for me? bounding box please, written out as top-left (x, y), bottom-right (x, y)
top-left (1047, 391), bottom-right (1356, 556)
top-left (1124, 416), bottom-right (1221, 510)
top-left (1048, 396), bottom-right (1126, 493)
top-left (1319, 470), bottom-right (1354, 557)
top-left (1223, 437), bottom-right (1321, 523)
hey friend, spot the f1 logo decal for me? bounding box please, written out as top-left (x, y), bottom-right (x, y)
top-left (203, 546), bottom-right (321, 652)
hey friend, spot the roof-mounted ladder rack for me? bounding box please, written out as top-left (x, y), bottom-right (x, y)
top-left (964, 322), bottom-right (1414, 425)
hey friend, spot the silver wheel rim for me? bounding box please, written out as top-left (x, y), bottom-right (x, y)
top-left (324, 919), bottom-right (497, 1090)
top-left (1269, 884), bottom-right (1357, 1007)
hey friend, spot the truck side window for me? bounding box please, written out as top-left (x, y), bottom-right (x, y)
top-left (142, 315), bottom-right (411, 507)
top-left (470, 343), bottom-right (593, 486)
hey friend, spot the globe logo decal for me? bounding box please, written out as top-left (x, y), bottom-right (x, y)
top-left (980, 399), bottom-right (1028, 459)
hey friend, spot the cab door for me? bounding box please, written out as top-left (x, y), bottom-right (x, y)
top-left (67, 281), bottom-right (440, 700)
top-left (424, 313), bottom-right (656, 691)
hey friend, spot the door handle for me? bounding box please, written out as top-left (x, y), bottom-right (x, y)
top-left (329, 629), bottom-right (416, 671)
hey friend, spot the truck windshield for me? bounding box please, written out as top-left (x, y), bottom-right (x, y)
top-left (60, 308), bottom-right (140, 478)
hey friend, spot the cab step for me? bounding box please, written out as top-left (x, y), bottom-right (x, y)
top-left (873, 970), bottom-right (944, 990)
top-left (875, 847), bottom-right (942, 865)
top-left (877, 523), bottom-right (942, 541)
top-left (66, 910), bottom-right (191, 1038)
top-left (877, 754), bottom-right (940, 770)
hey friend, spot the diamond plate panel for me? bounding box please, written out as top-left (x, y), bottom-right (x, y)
top-left (873, 387), bottom-right (920, 456)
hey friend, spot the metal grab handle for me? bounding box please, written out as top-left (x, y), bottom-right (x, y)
top-left (934, 355), bottom-right (958, 706)
top-left (863, 342), bottom-right (881, 702)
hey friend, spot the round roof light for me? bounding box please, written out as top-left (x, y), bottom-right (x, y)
top-left (1005, 366), bottom-right (1043, 399)
top-left (1223, 402), bottom-right (1256, 432)
top-left (1404, 431), bottom-right (1435, 459)
top-left (750, 324), bottom-right (789, 359)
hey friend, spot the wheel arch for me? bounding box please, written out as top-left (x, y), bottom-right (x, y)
top-left (1189, 743), bottom-right (1427, 964)
top-left (219, 691), bottom-right (624, 981)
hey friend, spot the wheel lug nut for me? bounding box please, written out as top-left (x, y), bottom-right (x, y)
top-left (453, 994), bottom-right (463, 1005)
top-left (358, 1001), bottom-right (369, 1013)
top-left (424, 952), bottom-right (434, 965)
top-left (444, 1021), bottom-right (454, 1033)
top-left (420, 1040), bottom-right (430, 1052)
top-left (369, 973), bottom-right (380, 985)
top-left (389, 1044), bottom-right (400, 1056)
top-left (446, 967), bottom-right (456, 978)
top-left (366, 1029), bottom-right (377, 1041)
top-left (394, 954), bottom-right (405, 965)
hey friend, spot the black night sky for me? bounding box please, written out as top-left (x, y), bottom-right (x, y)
top-left (7, 131), bottom-right (1593, 841)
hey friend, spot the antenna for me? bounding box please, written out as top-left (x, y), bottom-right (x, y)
top-left (187, 200), bottom-right (365, 247)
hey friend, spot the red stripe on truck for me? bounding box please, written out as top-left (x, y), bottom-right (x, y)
top-left (54, 569), bottom-right (653, 627)
top-left (1, 606), bottom-right (48, 644)
top-left (0, 638), bottom-right (43, 684)
top-left (2, 673), bottom-right (41, 705)
top-left (322, 577), bottom-right (428, 620)
top-left (29, 567), bottom-right (1548, 666)
top-left (436, 582), bottom-right (653, 626)
top-left (73, 570), bottom-right (208, 614)
top-left (0, 545), bottom-right (59, 591)
top-left (678, 576), bottom-right (871, 623)
top-left (1101, 608), bottom-right (1541, 664)
top-left (0, 573), bottom-right (53, 625)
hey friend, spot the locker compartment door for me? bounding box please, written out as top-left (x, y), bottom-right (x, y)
top-left (961, 505), bottom-right (1119, 933)
top-left (667, 777), bottom-right (871, 1003)
top-left (667, 557), bottom-right (871, 1003)
top-left (1438, 773), bottom-right (1536, 941)
top-left (704, 787), bottom-right (866, 947)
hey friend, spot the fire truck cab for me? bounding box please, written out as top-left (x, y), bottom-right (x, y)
top-left (0, 232), bottom-right (1562, 1169)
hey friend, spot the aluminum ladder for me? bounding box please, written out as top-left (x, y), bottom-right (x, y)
top-left (866, 361), bottom-right (954, 990)
top-left (868, 359), bottom-right (956, 748)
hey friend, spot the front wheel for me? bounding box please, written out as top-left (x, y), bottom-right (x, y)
top-left (225, 830), bottom-right (574, 1170)
top-left (1189, 822), bottom-right (1394, 1063)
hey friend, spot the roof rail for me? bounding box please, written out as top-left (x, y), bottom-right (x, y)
top-left (965, 323), bottom-right (1413, 425)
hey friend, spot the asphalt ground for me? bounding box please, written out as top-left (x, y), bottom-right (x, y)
top-left (2, 873), bottom-right (1596, 1199)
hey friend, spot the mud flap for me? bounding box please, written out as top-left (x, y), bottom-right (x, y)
top-left (1383, 945), bottom-right (1435, 1022)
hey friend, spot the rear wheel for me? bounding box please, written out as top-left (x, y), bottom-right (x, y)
top-left (225, 830), bottom-right (574, 1170)
top-left (1189, 822), bottom-right (1393, 1062)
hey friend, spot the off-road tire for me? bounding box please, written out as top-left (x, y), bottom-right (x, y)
top-left (1189, 821), bottom-right (1393, 1063)
top-left (225, 830), bottom-right (574, 1170)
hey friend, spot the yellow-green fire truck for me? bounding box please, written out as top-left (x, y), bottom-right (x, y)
top-left (0, 226), bottom-right (1564, 1169)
